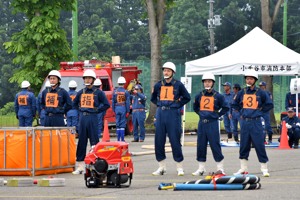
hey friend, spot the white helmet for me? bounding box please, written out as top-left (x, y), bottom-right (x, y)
top-left (21, 81), bottom-right (30, 88)
top-left (162, 62), bottom-right (176, 73)
top-left (244, 70), bottom-right (258, 80)
top-left (94, 78), bottom-right (102, 86)
top-left (45, 80), bottom-right (51, 88)
top-left (118, 76), bottom-right (126, 84)
top-left (68, 80), bottom-right (77, 88)
top-left (48, 70), bottom-right (61, 80)
top-left (202, 72), bottom-right (215, 82)
top-left (83, 69), bottom-right (96, 79)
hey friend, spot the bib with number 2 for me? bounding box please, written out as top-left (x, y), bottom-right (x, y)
top-left (200, 96), bottom-right (214, 111)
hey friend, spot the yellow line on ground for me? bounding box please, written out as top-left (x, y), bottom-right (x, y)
top-left (0, 196), bottom-right (116, 199)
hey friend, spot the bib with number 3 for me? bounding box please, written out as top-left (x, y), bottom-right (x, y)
top-left (243, 94), bottom-right (258, 109)
top-left (160, 86), bottom-right (174, 101)
top-left (200, 96), bottom-right (214, 111)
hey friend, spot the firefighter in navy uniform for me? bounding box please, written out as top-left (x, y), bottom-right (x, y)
top-left (281, 108), bottom-right (300, 149)
top-left (259, 81), bottom-right (274, 144)
top-left (231, 83), bottom-right (242, 142)
top-left (112, 76), bottom-right (130, 142)
top-left (192, 72), bottom-right (229, 176)
top-left (67, 80), bottom-right (79, 136)
top-left (151, 62), bottom-right (191, 176)
top-left (94, 78), bottom-right (106, 139)
top-left (37, 81), bottom-right (50, 126)
top-left (131, 84), bottom-right (147, 142)
top-left (222, 82), bottom-right (234, 140)
top-left (232, 70), bottom-right (273, 177)
top-left (72, 69), bottom-right (110, 174)
top-left (14, 81), bottom-right (36, 127)
top-left (41, 70), bottom-right (72, 127)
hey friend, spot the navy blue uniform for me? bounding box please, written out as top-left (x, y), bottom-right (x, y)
top-left (222, 91), bottom-right (234, 136)
top-left (262, 90), bottom-right (273, 142)
top-left (131, 91), bottom-right (147, 141)
top-left (231, 87), bottom-right (273, 163)
top-left (112, 87), bottom-right (130, 141)
top-left (14, 89), bottom-right (36, 127)
top-left (67, 89), bottom-right (79, 134)
top-left (193, 89), bottom-right (229, 163)
top-left (151, 78), bottom-right (191, 162)
top-left (285, 92), bottom-right (300, 111)
top-left (41, 87), bottom-right (72, 127)
top-left (73, 86), bottom-right (110, 161)
top-left (282, 116), bottom-right (300, 148)
top-left (37, 92), bottom-right (46, 126)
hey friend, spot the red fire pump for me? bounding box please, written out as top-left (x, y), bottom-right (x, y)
top-left (84, 141), bottom-right (134, 188)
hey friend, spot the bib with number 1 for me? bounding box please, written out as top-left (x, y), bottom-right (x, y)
top-left (243, 94), bottom-right (258, 109)
top-left (160, 86), bottom-right (174, 101)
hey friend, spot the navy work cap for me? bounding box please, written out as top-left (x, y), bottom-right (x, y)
top-left (222, 82), bottom-right (231, 87)
top-left (259, 81), bottom-right (267, 86)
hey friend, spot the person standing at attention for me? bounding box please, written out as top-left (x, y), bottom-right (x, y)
top-left (112, 76), bottom-right (130, 141)
top-left (41, 70), bottom-right (72, 127)
top-left (222, 82), bottom-right (234, 141)
top-left (14, 81), bottom-right (36, 127)
top-left (72, 69), bottom-right (110, 174)
top-left (67, 80), bottom-right (79, 137)
top-left (151, 62), bottom-right (191, 176)
top-left (192, 72), bottom-right (229, 176)
top-left (131, 84), bottom-right (147, 142)
top-left (232, 70), bottom-right (273, 177)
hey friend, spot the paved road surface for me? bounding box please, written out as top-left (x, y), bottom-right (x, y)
top-left (1, 134), bottom-right (300, 200)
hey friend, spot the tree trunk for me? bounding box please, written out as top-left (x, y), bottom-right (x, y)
top-left (260, 0), bottom-right (284, 131)
top-left (145, 0), bottom-right (166, 124)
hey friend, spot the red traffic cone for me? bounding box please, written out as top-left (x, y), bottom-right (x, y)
top-left (102, 120), bottom-right (110, 142)
top-left (278, 121), bottom-right (291, 149)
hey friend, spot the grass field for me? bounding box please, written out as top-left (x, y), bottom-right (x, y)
top-left (0, 112), bottom-right (281, 130)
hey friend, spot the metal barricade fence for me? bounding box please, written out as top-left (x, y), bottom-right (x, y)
top-left (0, 127), bottom-right (76, 176)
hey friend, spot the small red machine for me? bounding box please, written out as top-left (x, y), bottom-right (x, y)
top-left (84, 141), bottom-right (134, 188)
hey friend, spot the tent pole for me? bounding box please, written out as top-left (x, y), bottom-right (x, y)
top-left (297, 75), bottom-right (299, 117)
top-left (219, 75), bottom-right (222, 141)
top-left (181, 73), bottom-right (188, 146)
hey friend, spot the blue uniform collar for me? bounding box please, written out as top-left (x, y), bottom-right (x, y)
top-left (162, 78), bottom-right (176, 86)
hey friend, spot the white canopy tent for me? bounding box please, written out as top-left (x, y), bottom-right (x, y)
top-left (181, 27), bottom-right (300, 145)
top-left (185, 27), bottom-right (300, 76)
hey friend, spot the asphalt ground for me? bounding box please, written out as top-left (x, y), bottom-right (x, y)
top-left (1, 134), bottom-right (300, 200)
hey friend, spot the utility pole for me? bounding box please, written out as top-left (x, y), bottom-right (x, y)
top-left (207, 0), bottom-right (221, 55)
top-left (72, 0), bottom-right (78, 61)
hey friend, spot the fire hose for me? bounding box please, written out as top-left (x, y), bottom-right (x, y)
top-left (158, 174), bottom-right (261, 191)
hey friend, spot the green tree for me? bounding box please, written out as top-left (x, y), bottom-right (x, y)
top-left (0, 1), bottom-right (25, 106)
top-left (78, 23), bottom-right (115, 61)
top-left (3, 0), bottom-right (75, 93)
top-left (164, 0), bottom-right (208, 60)
top-left (145, 0), bottom-right (174, 124)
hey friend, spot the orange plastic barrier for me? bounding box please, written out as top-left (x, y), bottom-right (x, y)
top-left (0, 128), bottom-right (76, 176)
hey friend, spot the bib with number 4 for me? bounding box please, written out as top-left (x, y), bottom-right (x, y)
top-left (160, 86), bottom-right (174, 101)
top-left (200, 96), bottom-right (214, 111)
top-left (243, 94), bottom-right (258, 109)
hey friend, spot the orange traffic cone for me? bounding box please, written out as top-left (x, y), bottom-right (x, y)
top-left (102, 120), bottom-right (110, 142)
top-left (278, 121), bottom-right (291, 149)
